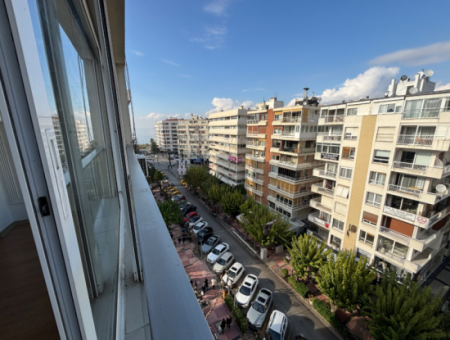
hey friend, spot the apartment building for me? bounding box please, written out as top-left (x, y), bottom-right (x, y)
top-left (0, 1), bottom-right (210, 339)
top-left (309, 70), bottom-right (450, 283)
top-left (244, 95), bottom-right (324, 221)
top-left (155, 118), bottom-right (179, 153)
top-left (208, 107), bottom-right (248, 186)
top-left (177, 114), bottom-right (209, 163)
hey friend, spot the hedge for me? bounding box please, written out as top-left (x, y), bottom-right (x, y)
top-left (288, 276), bottom-right (310, 298)
top-left (312, 299), bottom-right (352, 340)
top-left (223, 294), bottom-right (248, 334)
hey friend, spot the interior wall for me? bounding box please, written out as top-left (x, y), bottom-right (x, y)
top-left (0, 123), bottom-right (28, 232)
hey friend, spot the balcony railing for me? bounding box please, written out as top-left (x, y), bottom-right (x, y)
top-left (393, 161), bottom-right (428, 172)
top-left (310, 197), bottom-right (332, 211)
top-left (312, 183), bottom-right (335, 197)
top-left (316, 169), bottom-right (337, 178)
top-left (268, 184), bottom-right (314, 196)
top-left (397, 134), bottom-right (444, 146)
top-left (380, 226), bottom-right (411, 244)
top-left (281, 131), bottom-right (295, 136)
top-left (402, 109), bottom-right (442, 120)
top-left (247, 119), bottom-right (259, 124)
top-left (282, 116), bottom-right (301, 123)
top-left (322, 135), bottom-right (342, 141)
top-left (322, 115), bottom-right (344, 123)
top-left (275, 173), bottom-right (315, 182)
top-left (308, 211), bottom-right (331, 226)
top-left (388, 184), bottom-right (423, 197)
top-left (376, 245), bottom-right (406, 264)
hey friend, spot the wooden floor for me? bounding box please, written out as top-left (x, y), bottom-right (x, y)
top-left (0, 221), bottom-right (60, 340)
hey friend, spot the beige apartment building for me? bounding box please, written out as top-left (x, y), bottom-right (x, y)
top-left (245, 94), bottom-right (324, 221)
top-left (155, 118), bottom-right (179, 153)
top-left (309, 70), bottom-right (450, 283)
top-left (177, 114), bottom-right (209, 163)
top-left (208, 107), bottom-right (248, 186)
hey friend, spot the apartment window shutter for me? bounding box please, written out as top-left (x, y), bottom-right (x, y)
top-left (363, 211), bottom-right (378, 224)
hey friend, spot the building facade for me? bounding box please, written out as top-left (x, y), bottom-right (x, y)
top-left (245, 95), bottom-right (324, 221)
top-left (177, 114), bottom-right (209, 163)
top-left (309, 70), bottom-right (450, 283)
top-left (155, 118), bottom-right (179, 153)
top-left (208, 107), bottom-right (248, 186)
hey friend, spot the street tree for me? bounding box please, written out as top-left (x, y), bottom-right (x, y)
top-left (287, 233), bottom-right (331, 281)
top-left (207, 184), bottom-right (223, 211)
top-left (317, 250), bottom-right (376, 311)
top-left (239, 198), bottom-right (294, 247)
top-left (150, 138), bottom-right (158, 154)
top-left (363, 271), bottom-right (447, 340)
top-left (153, 169), bottom-right (163, 182)
top-left (148, 166), bottom-right (156, 182)
top-left (220, 189), bottom-right (244, 216)
top-left (183, 166), bottom-right (209, 193)
top-left (157, 199), bottom-right (183, 229)
top-left (201, 174), bottom-right (221, 200)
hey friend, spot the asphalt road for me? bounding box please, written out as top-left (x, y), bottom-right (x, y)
top-left (154, 158), bottom-right (339, 340)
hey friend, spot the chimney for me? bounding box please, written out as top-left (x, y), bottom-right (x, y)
top-left (303, 87), bottom-right (309, 100)
top-left (240, 105), bottom-right (244, 109)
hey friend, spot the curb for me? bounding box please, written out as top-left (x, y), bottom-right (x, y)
top-left (231, 230), bottom-right (257, 255)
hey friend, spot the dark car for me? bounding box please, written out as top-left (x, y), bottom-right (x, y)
top-left (181, 205), bottom-right (197, 216)
top-left (197, 227), bottom-right (214, 244)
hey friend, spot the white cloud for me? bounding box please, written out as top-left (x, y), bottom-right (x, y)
top-left (436, 81), bottom-right (450, 91)
top-left (286, 67), bottom-right (399, 106)
top-left (130, 50), bottom-right (144, 57)
top-left (206, 98), bottom-right (254, 115)
top-left (204, 0), bottom-right (230, 16)
top-left (162, 59), bottom-right (179, 67)
top-left (190, 26), bottom-right (227, 50)
top-left (176, 74), bottom-right (191, 78)
top-left (241, 88), bottom-right (267, 92)
top-left (370, 41), bottom-right (450, 66)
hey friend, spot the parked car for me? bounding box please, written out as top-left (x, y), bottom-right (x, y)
top-left (265, 310), bottom-right (288, 340)
top-left (187, 215), bottom-right (203, 227)
top-left (197, 227), bottom-right (214, 244)
top-left (181, 205), bottom-right (196, 216)
top-left (235, 274), bottom-right (258, 308)
top-left (191, 220), bottom-right (208, 235)
top-left (183, 211), bottom-right (198, 223)
top-left (222, 262), bottom-right (244, 287)
top-left (179, 202), bottom-right (191, 210)
top-left (168, 190), bottom-right (180, 198)
top-left (247, 288), bottom-right (273, 330)
top-left (207, 243), bottom-right (230, 265)
top-left (172, 195), bottom-right (186, 202)
top-left (213, 252), bottom-right (235, 274)
top-left (201, 235), bottom-right (221, 254)
top-left (180, 179), bottom-right (186, 186)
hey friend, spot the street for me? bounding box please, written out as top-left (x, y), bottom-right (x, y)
top-left (154, 157), bottom-right (339, 340)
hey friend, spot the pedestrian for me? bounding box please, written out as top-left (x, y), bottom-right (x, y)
top-left (201, 283), bottom-right (206, 295)
top-left (194, 281), bottom-right (197, 290)
top-left (211, 278), bottom-right (216, 290)
top-left (220, 318), bottom-right (226, 334)
top-left (177, 237), bottom-right (181, 245)
top-left (182, 236), bottom-right (186, 245)
top-left (190, 279), bottom-right (193, 287)
top-left (204, 278), bottom-right (209, 290)
top-left (226, 315), bottom-right (232, 329)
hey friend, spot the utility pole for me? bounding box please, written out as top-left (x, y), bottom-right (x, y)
top-left (168, 149), bottom-right (172, 169)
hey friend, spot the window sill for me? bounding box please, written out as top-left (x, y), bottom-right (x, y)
top-left (332, 227), bottom-right (344, 233)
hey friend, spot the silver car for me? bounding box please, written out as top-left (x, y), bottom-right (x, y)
top-left (212, 252), bottom-right (234, 274)
top-left (247, 288), bottom-right (273, 330)
top-left (201, 235), bottom-right (221, 254)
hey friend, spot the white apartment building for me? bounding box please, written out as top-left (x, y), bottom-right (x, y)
top-left (155, 118), bottom-right (179, 153)
top-left (309, 70), bottom-right (450, 283)
top-left (208, 107), bottom-right (248, 186)
top-left (177, 114), bottom-right (209, 163)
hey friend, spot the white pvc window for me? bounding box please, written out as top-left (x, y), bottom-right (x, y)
top-left (369, 171), bottom-right (386, 186)
top-left (359, 230), bottom-right (375, 245)
top-left (366, 192), bottom-right (382, 207)
top-left (373, 150), bottom-right (390, 164)
top-left (332, 219), bottom-right (344, 231)
top-left (339, 167), bottom-right (352, 179)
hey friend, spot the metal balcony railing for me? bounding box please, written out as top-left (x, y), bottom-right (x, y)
top-left (388, 184), bottom-right (423, 197)
top-left (322, 115), bottom-right (344, 123)
top-left (393, 161), bottom-right (428, 172)
top-left (282, 116), bottom-right (301, 123)
top-left (397, 134), bottom-right (444, 146)
top-left (380, 226), bottom-right (411, 244)
top-left (402, 108), bottom-right (442, 119)
top-left (281, 131), bottom-right (295, 136)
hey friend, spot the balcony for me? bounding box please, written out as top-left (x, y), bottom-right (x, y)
top-left (245, 153), bottom-right (265, 162)
top-left (387, 184), bottom-right (448, 205)
top-left (269, 159), bottom-right (323, 171)
top-left (245, 164), bottom-right (264, 174)
top-left (268, 195), bottom-right (310, 211)
top-left (311, 183), bottom-right (335, 197)
top-left (397, 134), bottom-right (450, 151)
top-left (246, 174), bottom-right (264, 185)
top-left (268, 172), bottom-right (316, 184)
top-left (402, 108), bottom-right (443, 120)
top-left (313, 168), bottom-right (337, 179)
top-left (246, 132), bottom-right (266, 139)
top-left (268, 183), bottom-right (315, 199)
top-left (319, 115), bottom-right (344, 124)
top-left (317, 132), bottom-right (342, 143)
top-left (279, 146), bottom-right (316, 155)
top-left (247, 119), bottom-right (267, 126)
top-left (245, 185), bottom-right (263, 196)
top-left (308, 211), bottom-right (331, 228)
top-left (281, 116), bottom-right (301, 123)
top-left (310, 197), bottom-right (332, 212)
top-left (379, 226), bottom-right (411, 244)
top-left (392, 160), bottom-right (450, 179)
top-left (246, 143), bottom-right (265, 151)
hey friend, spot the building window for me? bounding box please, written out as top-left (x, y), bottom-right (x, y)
top-left (335, 202), bottom-right (347, 214)
top-left (332, 219), bottom-right (344, 231)
top-left (366, 192), bottom-right (382, 207)
top-left (376, 127), bottom-right (395, 142)
top-left (342, 147), bottom-right (355, 160)
top-left (359, 230), bottom-right (375, 245)
top-left (378, 103), bottom-right (395, 113)
top-left (316, 143), bottom-right (340, 154)
top-left (347, 108), bottom-right (358, 116)
top-left (362, 211), bottom-right (378, 226)
top-left (373, 150), bottom-right (390, 164)
top-left (369, 171), bottom-right (386, 186)
top-left (274, 115), bottom-right (281, 121)
top-left (336, 185), bottom-right (350, 198)
top-left (330, 235), bottom-right (342, 248)
top-left (339, 167), bottom-right (352, 179)
top-left (344, 127), bottom-right (358, 140)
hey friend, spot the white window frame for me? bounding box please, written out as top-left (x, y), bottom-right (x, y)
top-left (369, 171), bottom-right (386, 186)
top-left (373, 150), bottom-right (390, 164)
top-left (344, 127), bottom-right (358, 140)
top-left (336, 185), bottom-right (350, 198)
top-left (365, 192), bottom-right (382, 207)
top-left (335, 202), bottom-right (347, 214)
top-left (332, 218), bottom-right (344, 232)
top-left (378, 103), bottom-right (395, 113)
top-left (347, 108), bottom-right (357, 116)
top-left (359, 230), bottom-right (375, 245)
top-left (339, 166), bottom-right (352, 179)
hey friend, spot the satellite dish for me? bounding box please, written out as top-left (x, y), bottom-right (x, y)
top-left (409, 87), bottom-right (418, 95)
top-left (436, 184), bottom-right (447, 193)
top-left (400, 75), bottom-right (408, 81)
top-left (425, 70), bottom-right (434, 77)
top-left (387, 90), bottom-right (393, 97)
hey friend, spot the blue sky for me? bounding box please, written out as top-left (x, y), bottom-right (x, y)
top-left (125, 0), bottom-right (450, 143)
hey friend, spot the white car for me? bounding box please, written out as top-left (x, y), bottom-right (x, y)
top-left (213, 252), bottom-right (235, 274)
top-left (188, 216), bottom-right (204, 229)
top-left (222, 262), bottom-right (244, 287)
top-left (265, 310), bottom-right (288, 340)
top-left (235, 274), bottom-right (258, 308)
top-left (206, 243), bottom-right (229, 265)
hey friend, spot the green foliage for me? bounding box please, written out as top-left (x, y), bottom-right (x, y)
top-left (220, 189), bottom-right (245, 216)
top-left (150, 138), bottom-right (158, 154)
top-left (148, 166), bottom-right (156, 181)
top-left (281, 268), bottom-right (289, 278)
top-left (287, 233), bottom-right (331, 280)
top-left (153, 169), bottom-right (163, 182)
top-left (312, 298), bottom-right (352, 339)
top-left (233, 184), bottom-right (246, 195)
top-left (317, 250), bottom-right (377, 311)
top-left (200, 174), bottom-right (221, 198)
top-left (183, 166), bottom-right (209, 192)
top-left (239, 198), bottom-right (294, 247)
top-left (288, 276), bottom-right (310, 297)
top-left (223, 294), bottom-right (248, 334)
top-left (362, 271), bottom-right (447, 340)
top-left (207, 184), bottom-right (223, 206)
top-left (224, 294), bottom-right (234, 311)
top-left (157, 199), bottom-right (183, 227)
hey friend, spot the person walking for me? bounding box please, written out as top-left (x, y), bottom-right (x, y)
top-left (194, 281), bottom-right (197, 290)
top-left (220, 318), bottom-right (226, 334)
top-left (226, 315), bottom-right (232, 329)
top-left (204, 278), bottom-right (209, 291)
top-left (190, 279), bottom-right (193, 287)
top-left (201, 283), bottom-right (206, 295)
top-left (211, 278), bottom-right (216, 290)
top-left (177, 237), bottom-right (181, 245)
